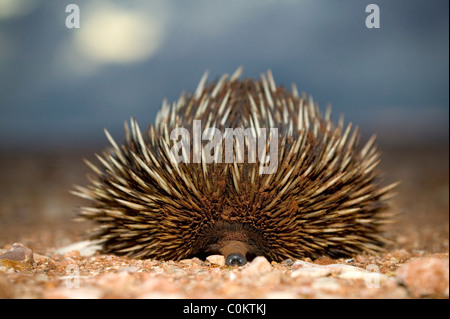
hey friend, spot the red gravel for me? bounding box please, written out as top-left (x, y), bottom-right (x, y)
top-left (0, 145), bottom-right (448, 299)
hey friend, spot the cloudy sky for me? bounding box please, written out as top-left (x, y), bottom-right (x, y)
top-left (0, 0), bottom-right (448, 151)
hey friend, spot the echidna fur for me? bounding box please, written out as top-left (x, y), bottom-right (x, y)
top-left (73, 68), bottom-right (397, 265)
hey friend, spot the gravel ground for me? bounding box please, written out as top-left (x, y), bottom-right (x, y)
top-left (0, 145), bottom-right (448, 299)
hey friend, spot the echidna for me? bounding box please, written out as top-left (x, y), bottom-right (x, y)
top-left (73, 68), bottom-right (397, 266)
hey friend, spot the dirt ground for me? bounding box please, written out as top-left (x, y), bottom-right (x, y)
top-left (0, 144), bottom-right (448, 299)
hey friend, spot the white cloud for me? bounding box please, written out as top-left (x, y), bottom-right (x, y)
top-left (58, 0), bottom-right (167, 76)
top-left (0, 0), bottom-right (38, 20)
top-left (76, 2), bottom-right (164, 63)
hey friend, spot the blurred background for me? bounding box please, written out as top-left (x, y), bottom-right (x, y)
top-left (0, 0), bottom-right (448, 253)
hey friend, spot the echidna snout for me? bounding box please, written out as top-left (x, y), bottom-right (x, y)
top-left (226, 253), bottom-right (247, 267)
top-left (195, 221), bottom-right (268, 265)
top-left (220, 241), bottom-right (248, 266)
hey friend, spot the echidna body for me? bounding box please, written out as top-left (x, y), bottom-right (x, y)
top-left (74, 68), bottom-right (396, 266)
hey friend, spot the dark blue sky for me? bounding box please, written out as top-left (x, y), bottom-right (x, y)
top-left (0, 0), bottom-right (448, 151)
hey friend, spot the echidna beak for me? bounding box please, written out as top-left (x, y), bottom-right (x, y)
top-left (225, 253), bottom-right (247, 266)
top-left (220, 240), bottom-right (249, 266)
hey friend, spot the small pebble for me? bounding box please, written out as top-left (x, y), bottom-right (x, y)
top-left (311, 277), bottom-right (341, 292)
top-left (314, 256), bottom-right (334, 265)
top-left (396, 257), bottom-right (449, 298)
top-left (0, 243), bottom-right (34, 270)
top-left (281, 258), bottom-right (294, 266)
top-left (179, 259), bottom-right (193, 266)
top-left (291, 263), bottom-right (331, 278)
top-left (242, 256), bottom-right (272, 275)
top-left (206, 255), bottom-right (225, 266)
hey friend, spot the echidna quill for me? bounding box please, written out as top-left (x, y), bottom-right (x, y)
top-left (73, 68), bottom-right (397, 266)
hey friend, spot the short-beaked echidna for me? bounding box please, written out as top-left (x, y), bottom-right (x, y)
top-left (73, 68), bottom-right (397, 266)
